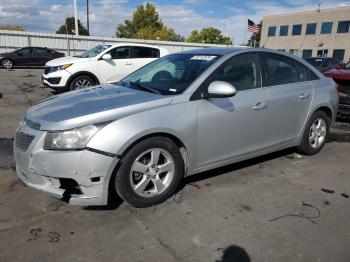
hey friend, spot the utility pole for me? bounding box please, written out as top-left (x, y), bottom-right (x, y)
top-left (73, 0), bottom-right (79, 36)
top-left (87, 0), bottom-right (90, 35)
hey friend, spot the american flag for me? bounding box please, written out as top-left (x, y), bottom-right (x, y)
top-left (248, 19), bottom-right (259, 33)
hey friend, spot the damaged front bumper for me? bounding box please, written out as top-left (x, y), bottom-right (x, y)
top-left (14, 123), bottom-right (119, 206)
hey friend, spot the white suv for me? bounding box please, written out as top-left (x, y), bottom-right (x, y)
top-left (41, 43), bottom-right (169, 90)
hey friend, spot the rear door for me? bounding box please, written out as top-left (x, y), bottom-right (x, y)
top-left (32, 47), bottom-right (51, 65)
top-left (261, 52), bottom-right (313, 146)
top-left (131, 46), bottom-right (160, 70)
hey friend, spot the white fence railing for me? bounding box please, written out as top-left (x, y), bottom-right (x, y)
top-left (0, 30), bottom-right (228, 55)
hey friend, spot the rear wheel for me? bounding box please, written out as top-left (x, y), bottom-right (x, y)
top-left (114, 137), bottom-right (184, 207)
top-left (1, 59), bottom-right (13, 69)
top-left (297, 111), bottom-right (330, 155)
top-left (69, 75), bottom-right (94, 90)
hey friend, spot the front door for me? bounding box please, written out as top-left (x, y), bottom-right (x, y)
top-left (98, 46), bottom-right (134, 83)
top-left (197, 53), bottom-right (269, 168)
top-left (14, 47), bottom-right (33, 66)
top-left (261, 52), bottom-right (313, 146)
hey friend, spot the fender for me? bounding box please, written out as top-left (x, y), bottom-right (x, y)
top-left (66, 71), bottom-right (100, 87)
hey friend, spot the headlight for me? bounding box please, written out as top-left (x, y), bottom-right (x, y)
top-left (44, 124), bottom-right (100, 150)
top-left (49, 64), bottom-right (72, 73)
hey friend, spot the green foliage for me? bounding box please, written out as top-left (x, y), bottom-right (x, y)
top-left (116, 3), bottom-right (184, 42)
top-left (56, 17), bottom-right (89, 36)
top-left (187, 27), bottom-right (232, 45)
top-left (0, 25), bottom-right (25, 31)
top-left (246, 21), bottom-right (262, 47)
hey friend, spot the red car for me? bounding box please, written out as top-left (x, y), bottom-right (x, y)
top-left (324, 63), bottom-right (350, 118)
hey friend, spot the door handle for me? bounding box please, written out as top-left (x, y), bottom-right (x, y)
top-left (252, 101), bottom-right (267, 110)
top-left (125, 62), bottom-right (132, 65)
top-left (299, 92), bottom-right (310, 100)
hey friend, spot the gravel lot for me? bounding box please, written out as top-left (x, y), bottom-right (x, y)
top-left (1, 68), bottom-right (350, 262)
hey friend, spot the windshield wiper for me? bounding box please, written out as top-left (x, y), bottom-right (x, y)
top-left (129, 81), bottom-right (161, 95)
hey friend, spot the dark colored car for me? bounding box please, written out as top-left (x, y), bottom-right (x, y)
top-left (324, 63), bottom-right (350, 118)
top-left (0, 47), bottom-right (65, 69)
top-left (305, 57), bottom-right (345, 73)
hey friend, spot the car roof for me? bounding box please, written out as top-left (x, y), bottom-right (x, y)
top-left (105, 42), bottom-right (167, 51)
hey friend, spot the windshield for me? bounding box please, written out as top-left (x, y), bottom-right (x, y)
top-left (78, 45), bottom-right (111, 58)
top-left (305, 58), bottom-right (324, 67)
top-left (121, 53), bottom-right (221, 95)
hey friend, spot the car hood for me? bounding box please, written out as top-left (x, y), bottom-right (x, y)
top-left (45, 56), bottom-right (91, 66)
top-left (0, 52), bottom-right (11, 57)
top-left (25, 84), bottom-right (173, 130)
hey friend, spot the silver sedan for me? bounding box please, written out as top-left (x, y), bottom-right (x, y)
top-left (14, 48), bottom-right (338, 207)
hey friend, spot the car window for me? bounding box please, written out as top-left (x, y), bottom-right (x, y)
top-left (17, 48), bottom-right (31, 55)
top-left (209, 53), bottom-right (261, 91)
top-left (133, 47), bottom-right (159, 58)
top-left (264, 53), bottom-right (308, 86)
top-left (33, 47), bottom-right (48, 54)
top-left (109, 47), bottom-right (130, 59)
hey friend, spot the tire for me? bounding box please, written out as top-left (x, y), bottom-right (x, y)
top-left (1, 59), bottom-right (13, 69)
top-left (69, 75), bottom-right (94, 90)
top-left (297, 110), bottom-right (331, 155)
top-left (115, 137), bottom-right (184, 208)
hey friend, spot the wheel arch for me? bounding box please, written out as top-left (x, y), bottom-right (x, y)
top-left (311, 105), bottom-right (334, 123)
top-left (66, 71), bottom-right (100, 88)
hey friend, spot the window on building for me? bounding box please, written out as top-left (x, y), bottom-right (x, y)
top-left (279, 25), bottom-right (289, 36)
top-left (289, 49), bottom-right (298, 56)
top-left (317, 49), bottom-right (328, 57)
top-left (268, 26), bottom-right (276, 37)
top-left (333, 49), bottom-right (345, 62)
top-left (320, 22), bottom-right (333, 34)
top-left (306, 23), bottom-right (317, 35)
top-left (302, 49), bottom-right (313, 58)
top-left (292, 24), bottom-right (302, 35)
top-left (337, 21), bottom-right (350, 33)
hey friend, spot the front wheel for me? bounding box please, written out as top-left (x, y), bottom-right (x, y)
top-left (114, 137), bottom-right (184, 207)
top-left (69, 75), bottom-right (94, 90)
top-left (297, 111), bottom-right (330, 155)
top-left (1, 59), bottom-right (13, 69)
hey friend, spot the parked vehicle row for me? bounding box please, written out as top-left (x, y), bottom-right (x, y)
top-left (14, 48), bottom-right (338, 207)
top-left (304, 57), bottom-right (345, 73)
top-left (41, 43), bottom-right (168, 91)
top-left (0, 47), bottom-right (64, 68)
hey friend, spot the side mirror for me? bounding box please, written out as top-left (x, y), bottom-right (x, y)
top-left (206, 81), bottom-right (237, 98)
top-left (101, 54), bottom-right (112, 61)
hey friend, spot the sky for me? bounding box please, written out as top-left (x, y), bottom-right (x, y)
top-left (0, 0), bottom-right (349, 44)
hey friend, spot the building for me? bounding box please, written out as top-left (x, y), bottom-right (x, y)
top-left (260, 5), bottom-right (350, 62)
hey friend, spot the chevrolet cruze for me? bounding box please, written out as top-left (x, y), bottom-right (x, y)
top-left (14, 48), bottom-right (338, 207)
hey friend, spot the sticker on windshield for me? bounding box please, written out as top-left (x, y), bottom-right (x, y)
top-left (190, 55), bottom-right (217, 61)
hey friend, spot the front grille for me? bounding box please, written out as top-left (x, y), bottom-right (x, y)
top-left (44, 67), bottom-right (51, 75)
top-left (15, 131), bottom-right (35, 152)
top-left (24, 116), bottom-right (41, 130)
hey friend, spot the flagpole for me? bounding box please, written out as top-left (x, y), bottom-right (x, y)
top-left (245, 17), bottom-right (247, 45)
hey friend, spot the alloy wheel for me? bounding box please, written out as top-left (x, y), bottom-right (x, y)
top-left (2, 59), bottom-right (13, 69)
top-left (74, 79), bottom-right (92, 89)
top-left (129, 148), bottom-right (175, 198)
top-left (309, 118), bottom-right (327, 149)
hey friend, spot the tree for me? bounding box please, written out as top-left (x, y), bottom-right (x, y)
top-left (56, 17), bottom-right (89, 36)
top-left (246, 21), bottom-right (262, 47)
top-left (187, 27), bottom-right (232, 45)
top-left (0, 25), bottom-right (25, 31)
top-left (116, 3), bottom-right (184, 42)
